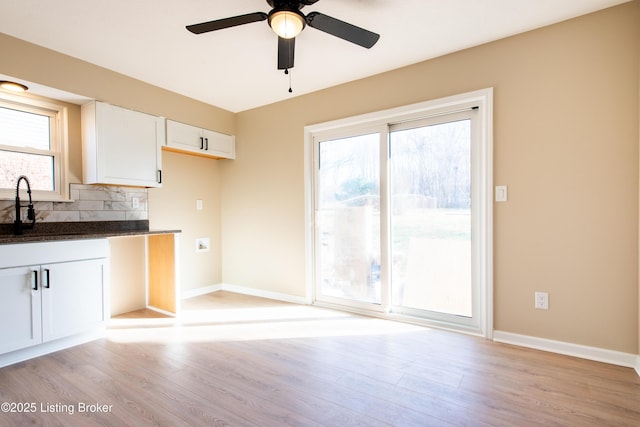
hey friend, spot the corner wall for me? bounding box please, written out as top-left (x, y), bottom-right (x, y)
top-left (148, 151), bottom-right (223, 293)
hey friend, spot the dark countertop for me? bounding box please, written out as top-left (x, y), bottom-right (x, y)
top-left (0, 220), bottom-right (181, 245)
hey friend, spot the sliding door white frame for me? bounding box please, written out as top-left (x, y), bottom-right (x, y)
top-left (304, 88), bottom-right (493, 338)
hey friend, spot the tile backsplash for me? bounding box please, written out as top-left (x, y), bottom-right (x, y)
top-left (1, 184), bottom-right (148, 223)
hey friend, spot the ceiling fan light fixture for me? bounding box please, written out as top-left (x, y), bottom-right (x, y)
top-left (0, 80), bottom-right (28, 92)
top-left (269, 10), bottom-right (304, 39)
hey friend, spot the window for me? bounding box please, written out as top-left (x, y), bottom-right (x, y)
top-left (0, 91), bottom-right (68, 200)
top-left (305, 88), bottom-right (493, 337)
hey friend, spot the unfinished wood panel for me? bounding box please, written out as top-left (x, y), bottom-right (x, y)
top-left (162, 145), bottom-right (227, 160)
top-left (147, 234), bottom-right (176, 314)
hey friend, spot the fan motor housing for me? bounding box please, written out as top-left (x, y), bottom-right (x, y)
top-left (267, 1), bottom-right (315, 11)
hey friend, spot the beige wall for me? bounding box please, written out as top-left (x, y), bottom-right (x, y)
top-left (0, 32), bottom-right (234, 300)
top-left (223, 2), bottom-right (640, 353)
top-left (0, 33), bottom-right (235, 134)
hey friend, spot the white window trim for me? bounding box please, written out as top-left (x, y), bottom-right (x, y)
top-left (304, 88), bottom-right (494, 338)
top-left (0, 91), bottom-right (69, 201)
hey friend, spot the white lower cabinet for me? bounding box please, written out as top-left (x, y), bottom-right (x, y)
top-left (0, 240), bottom-right (109, 364)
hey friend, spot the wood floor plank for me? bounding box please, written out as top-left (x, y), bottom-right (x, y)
top-left (72, 342), bottom-right (255, 426)
top-left (1, 291), bottom-right (639, 426)
top-left (162, 337), bottom-right (397, 426)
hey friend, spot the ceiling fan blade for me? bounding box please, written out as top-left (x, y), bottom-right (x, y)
top-left (186, 12), bottom-right (268, 34)
top-left (278, 37), bottom-right (295, 70)
top-left (305, 12), bottom-right (380, 48)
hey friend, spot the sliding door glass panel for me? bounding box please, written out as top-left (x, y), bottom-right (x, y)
top-left (317, 133), bottom-right (381, 305)
top-left (390, 119), bottom-right (472, 317)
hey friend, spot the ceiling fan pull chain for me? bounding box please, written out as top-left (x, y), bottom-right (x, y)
top-left (289, 70), bottom-right (293, 93)
top-left (284, 68), bottom-right (293, 93)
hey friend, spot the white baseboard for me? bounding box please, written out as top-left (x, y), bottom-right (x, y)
top-left (493, 330), bottom-right (639, 373)
top-left (219, 283), bottom-right (308, 305)
top-left (146, 305), bottom-right (177, 317)
top-left (181, 284), bottom-right (223, 300)
top-left (180, 283), bottom-right (308, 305)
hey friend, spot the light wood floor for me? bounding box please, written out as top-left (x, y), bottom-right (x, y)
top-left (1, 291), bottom-right (638, 426)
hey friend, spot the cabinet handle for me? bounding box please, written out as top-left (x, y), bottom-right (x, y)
top-left (157, 170), bottom-right (162, 184)
top-left (43, 269), bottom-right (50, 289)
top-left (32, 270), bottom-right (38, 290)
top-left (200, 137), bottom-right (204, 150)
top-left (205, 138), bottom-right (209, 151)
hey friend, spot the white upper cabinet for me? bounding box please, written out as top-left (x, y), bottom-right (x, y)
top-left (166, 119), bottom-right (235, 159)
top-left (82, 101), bottom-right (164, 187)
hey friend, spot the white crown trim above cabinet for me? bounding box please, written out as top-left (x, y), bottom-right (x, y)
top-left (82, 101), bottom-right (164, 188)
top-left (165, 119), bottom-right (235, 160)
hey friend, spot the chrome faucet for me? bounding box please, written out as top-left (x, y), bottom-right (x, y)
top-left (14, 175), bottom-right (36, 235)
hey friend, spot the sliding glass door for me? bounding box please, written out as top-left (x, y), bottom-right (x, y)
top-left (310, 90), bottom-right (491, 334)
top-left (389, 115), bottom-right (474, 322)
top-left (316, 132), bottom-right (382, 308)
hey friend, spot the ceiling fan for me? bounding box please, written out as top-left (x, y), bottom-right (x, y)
top-left (186, 0), bottom-right (380, 71)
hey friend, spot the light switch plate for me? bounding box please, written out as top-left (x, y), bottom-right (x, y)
top-left (196, 199), bottom-right (203, 210)
top-left (495, 185), bottom-right (508, 202)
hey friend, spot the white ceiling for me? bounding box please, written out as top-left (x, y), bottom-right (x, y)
top-left (0, 0), bottom-right (630, 112)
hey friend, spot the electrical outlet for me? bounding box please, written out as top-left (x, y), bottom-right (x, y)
top-left (535, 292), bottom-right (549, 310)
top-left (132, 197), bottom-right (140, 209)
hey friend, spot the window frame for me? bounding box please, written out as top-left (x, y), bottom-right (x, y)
top-left (0, 91), bottom-right (69, 201)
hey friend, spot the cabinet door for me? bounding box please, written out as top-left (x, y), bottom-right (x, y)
top-left (202, 128), bottom-right (236, 159)
top-left (166, 120), bottom-right (235, 159)
top-left (41, 259), bottom-right (106, 342)
top-left (0, 267), bottom-right (42, 354)
top-left (166, 120), bottom-right (203, 152)
top-left (93, 102), bottom-right (164, 187)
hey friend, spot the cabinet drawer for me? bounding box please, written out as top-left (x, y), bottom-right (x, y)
top-left (0, 239), bottom-right (110, 269)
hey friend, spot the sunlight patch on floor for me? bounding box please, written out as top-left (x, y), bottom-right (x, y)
top-left (107, 301), bottom-right (427, 344)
